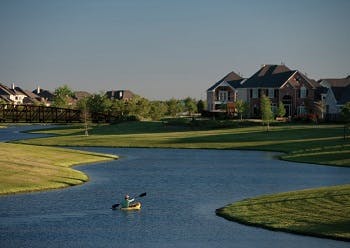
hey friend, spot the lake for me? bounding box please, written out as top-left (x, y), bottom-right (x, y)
top-left (0, 126), bottom-right (350, 247)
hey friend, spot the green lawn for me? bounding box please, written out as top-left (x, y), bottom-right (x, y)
top-left (16, 122), bottom-right (350, 167)
top-left (216, 184), bottom-right (350, 241)
top-left (0, 142), bottom-right (117, 195)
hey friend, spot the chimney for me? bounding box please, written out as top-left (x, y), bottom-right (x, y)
top-left (37, 86), bottom-right (41, 94)
top-left (11, 83), bottom-right (15, 90)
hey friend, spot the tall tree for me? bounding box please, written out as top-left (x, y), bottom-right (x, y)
top-left (235, 100), bottom-right (249, 121)
top-left (184, 97), bottom-right (197, 117)
top-left (52, 85), bottom-right (74, 108)
top-left (87, 93), bottom-right (112, 114)
top-left (196, 100), bottom-right (205, 114)
top-left (111, 99), bottom-right (126, 117)
top-left (166, 98), bottom-right (183, 117)
top-left (76, 97), bottom-right (89, 136)
top-left (277, 101), bottom-right (286, 118)
top-left (149, 101), bottom-right (168, 120)
top-left (260, 95), bottom-right (274, 132)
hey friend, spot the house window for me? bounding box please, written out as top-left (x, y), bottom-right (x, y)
top-left (252, 89), bottom-right (258, 99)
top-left (218, 91), bottom-right (228, 102)
top-left (300, 86), bottom-right (307, 98)
top-left (298, 106), bottom-right (307, 115)
top-left (271, 103), bottom-right (277, 114)
top-left (268, 89), bottom-right (275, 98)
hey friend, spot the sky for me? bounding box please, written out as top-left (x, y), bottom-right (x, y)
top-left (0, 0), bottom-right (349, 100)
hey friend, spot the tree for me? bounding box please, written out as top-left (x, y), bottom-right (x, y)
top-left (260, 95), bottom-right (274, 132)
top-left (166, 98), bottom-right (183, 117)
top-left (87, 93), bottom-right (112, 114)
top-left (277, 101), bottom-right (286, 118)
top-left (235, 100), bottom-right (249, 121)
top-left (111, 99), bottom-right (126, 117)
top-left (149, 101), bottom-right (168, 120)
top-left (76, 97), bottom-right (89, 136)
top-left (135, 97), bottom-right (151, 119)
top-left (52, 85), bottom-right (74, 108)
top-left (184, 97), bottom-right (197, 117)
top-left (341, 102), bottom-right (350, 140)
top-left (196, 100), bottom-right (205, 114)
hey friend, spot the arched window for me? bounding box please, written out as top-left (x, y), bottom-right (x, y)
top-left (300, 86), bottom-right (307, 98)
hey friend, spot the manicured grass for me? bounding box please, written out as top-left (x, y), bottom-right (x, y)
top-left (216, 184), bottom-right (350, 241)
top-left (16, 122), bottom-right (350, 167)
top-left (0, 142), bottom-right (117, 195)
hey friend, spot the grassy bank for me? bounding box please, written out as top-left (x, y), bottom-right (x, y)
top-left (16, 122), bottom-right (350, 167)
top-left (0, 142), bottom-right (117, 195)
top-left (216, 184), bottom-right (350, 241)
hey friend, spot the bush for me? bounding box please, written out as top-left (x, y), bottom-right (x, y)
top-left (292, 114), bottom-right (317, 123)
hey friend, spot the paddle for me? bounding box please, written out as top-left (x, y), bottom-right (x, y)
top-left (111, 192), bottom-right (147, 210)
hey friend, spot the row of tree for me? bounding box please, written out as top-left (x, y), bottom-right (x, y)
top-left (52, 85), bottom-right (205, 121)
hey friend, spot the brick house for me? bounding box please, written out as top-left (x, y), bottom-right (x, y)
top-left (243, 64), bottom-right (318, 117)
top-left (207, 64), bottom-right (320, 118)
top-left (206, 71), bottom-right (246, 114)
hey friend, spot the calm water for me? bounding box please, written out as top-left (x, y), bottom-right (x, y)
top-left (1, 127), bottom-right (350, 247)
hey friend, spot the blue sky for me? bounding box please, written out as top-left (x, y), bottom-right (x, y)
top-left (0, 0), bottom-right (349, 99)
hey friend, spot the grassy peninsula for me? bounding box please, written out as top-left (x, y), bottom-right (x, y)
top-left (0, 142), bottom-right (117, 195)
top-left (9, 121), bottom-right (350, 240)
top-left (216, 184), bottom-right (350, 241)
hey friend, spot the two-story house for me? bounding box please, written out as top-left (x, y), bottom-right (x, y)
top-left (0, 83), bottom-right (28, 105)
top-left (206, 71), bottom-right (246, 114)
top-left (243, 64), bottom-right (318, 117)
top-left (207, 64), bottom-right (319, 118)
top-left (318, 76), bottom-right (350, 115)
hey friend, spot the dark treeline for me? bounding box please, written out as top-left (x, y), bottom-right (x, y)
top-left (52, 85), bottom-right (205, 121)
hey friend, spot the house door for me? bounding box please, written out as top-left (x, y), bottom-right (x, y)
top-left (282, 95), bottom-right (292, 117)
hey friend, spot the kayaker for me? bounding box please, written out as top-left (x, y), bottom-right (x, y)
top-left (121, 194), bottom-right (135, 208)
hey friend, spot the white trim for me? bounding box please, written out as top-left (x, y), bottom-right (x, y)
top-left (210, 80), bottom-right (237, 92)
top-left (280, 71), bottom-right (298, 89)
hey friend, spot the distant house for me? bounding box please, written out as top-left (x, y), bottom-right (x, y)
top-left (74, 91), bottom-right (91, 101)
top-left (32, 86), bottom-right (54, 106)
top-left (20, 90), bottom-right (41, 105)
top-left (106, 90), bottom-right (134, 101)
top-left (319, 76), bottom-right (350, 114)
top-left (206, 71), bottom-right (246, 113)
top-left (0, 83), bottom-right (27, 105)
top-left (207, 64), bottom-right (321, 118)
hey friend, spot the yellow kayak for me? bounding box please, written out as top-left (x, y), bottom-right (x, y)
top-left (120, 202), bottom-right (141, 211)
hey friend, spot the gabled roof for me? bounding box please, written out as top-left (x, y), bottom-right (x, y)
top-left (320, 77), bottom-right (350, 88)
top-left (243, 64), bottom-right (296, 88)
top-left (207, 71), bottom-right (244, 91)
top-left (331, 85), bottom-right (350, 105)
top-left (0, 83), bottom-right (11, 95)
top-left (319, 76), bottom-right (350, 104)
top-left (0, 94), bottom-right (11, 103)
top-left (0, 83), bottom-right (27, 96)
top-left (32, 88), bottom-right (54, 101)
